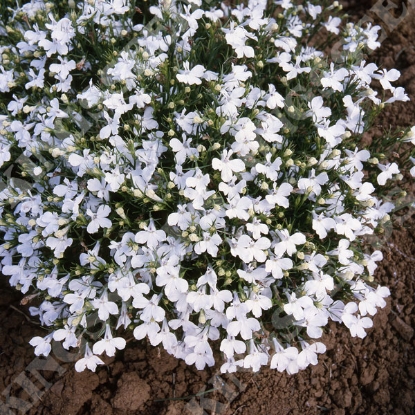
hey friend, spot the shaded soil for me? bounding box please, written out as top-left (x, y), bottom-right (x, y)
top-left (2, 2), bottom-right (415, 415)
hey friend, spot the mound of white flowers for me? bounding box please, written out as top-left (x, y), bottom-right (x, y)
top-left (1, 0), bottom-right (414, 374)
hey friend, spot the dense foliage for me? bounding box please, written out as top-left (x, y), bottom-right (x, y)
top-left (1, 0), bottom-right (414, 374)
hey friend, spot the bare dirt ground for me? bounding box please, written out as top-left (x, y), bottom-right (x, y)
top-left (1, 1), bottom-right (415, 414)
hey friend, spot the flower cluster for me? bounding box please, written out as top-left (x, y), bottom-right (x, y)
top-left (0, 0), bottom-right (414, 374)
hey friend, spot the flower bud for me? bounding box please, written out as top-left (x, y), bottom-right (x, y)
top-left (189, 233), bottom-right (200, 242)
top-left (199, 310), bottom-right (206, 324)
top-left (308, 157), bottom-right (318, 166)
top-left (285, 159), bottom-right (294, 167)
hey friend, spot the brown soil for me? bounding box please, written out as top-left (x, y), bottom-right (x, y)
top-left (2, 2), bottom-right (415, 415)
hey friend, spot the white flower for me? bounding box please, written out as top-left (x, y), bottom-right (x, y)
top-left (220, 336), bottom-right (246, 358)
top-left (274, 229), bottom-right (306, 257)
top-left (133, 294), bottom-right (165, 322)
top-left (359, 286), bottom-right (390, 316)
top-left (156, 261), bottom-right (189, 298)
top-left (255, 154), bottom-right (282, 181)
top-left (321, 63), bottom-right (348, 91)
top-left (266, 182), bottom-right (292, 208)
top-left (170, 134), bottom-right (199, 164)
top-left (342, 302), bottom-right (373, 338)
top-left (49, 57), bottom-right (76, 80)
top-left (373, 68), bottom-right (400, 91)
top-left (297, 341), bottom-right (326, 369)
top-left (327, 239), bottom-right (353, 265)
top-left (75, 344), bottom-right (105, 372)
top-left (194, 232), bottom-right (222, 257)
top-left (0, 143), bottom-right (11, 167)
top-left (245, 292), bottom-right (272, 317)
top-left (377, 162), bottom-right (400, 185)
top-left (176, 61), bottom-right (206, 85)
top-left (246, 217), bottom-right (269, 240)
top-left (135, 219), bottom-right (166, 249)
top-left (284, 293), bottom-right (314, 321)
top-left (86, 205), bottom-right (112, 234)
top-left (312, 212), bottom-right (336, 239)
top-left (168, 204), bottom-right (192, 230)
top-left (68, 149), bottom-right (94, 177)
top-left (265, 253), bottom-right (293, 279)
top-left (270, 339), bottom-right (299, 372)
top-left (212, 149), bottom-right (246, 182)
top-left (233, 235), bottom-right (271, 263)
top-left (152, 319), bottom-right (178, 350)
top-left (53, 325), bottom-right (78, 350)
top-left (29, 335), bottom-right (52, 357)
top-left (46, 235), bottom-right (73, 258)
top-left (223, 22), bottom-right (257, 58)
top-left (264, 84), bottom-right (285, 109)
top-left (185, 349), bottom-right (215, 370)
top-left (306, 96), bottom-right (331, 123)
top-left (133, 321), bottom-right (160, 341)
top-left (298, 169), bottom-right (329, 197)
top-left (187, 286), bottom-right (213, 312)
top-left (304, 271), bottom-right (334, 299)
top-left (227, 316), bottom-right (260, 340)
top-left (243, 340), bottom-right (268, 372)
top-left (323, 16), bottom-right (342, 35)
top-left (87, 178), bottom-right (111, 201)
top-left (385, 86), bottom-right (409, 103)
top-left (93, 325), bottom-right (126, 357)
top-left (91, 291), bottom-right (119, 321)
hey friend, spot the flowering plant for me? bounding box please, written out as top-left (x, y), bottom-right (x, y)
top-left (1, 0), bottom-right (414, 374)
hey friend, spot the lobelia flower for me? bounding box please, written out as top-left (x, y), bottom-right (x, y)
top-left (274, 229), bottom-right (306, 257)
top-left (323, 16), bottom-right (342, 35)
top-left (152, 319), bottom-right (178, 350)
top-left (358, 286), bottom-right (390, 316)
top-left (297, 341), bottom-right (326, 370)
top-left (176, 61), bottom-right (206, 85)
top-left (133, 293), bottom-right (165, 323)
top-left (53, 325), bottom-right (78, 350)
top-left (377, 162), bottom-right (400, 185)
top-left (86, 205), bottom-right (112, 234)
top-left (243, 340), bottom-right (268, 372)
top-left (266, 182), bottom-right (293, 208)
top-left (194, 232), bottom-right (223, 257)
top-left (327, 239), bottom-right (354, 265)
top-left (304, 271), bottom-right (334, 299)
top-left (341, 302), bottom-right (373, 339)
top-left (0, 0), bottom-right (409, 375)
top-left (284, 292), bottom-right (314, 321)
top-left (212, 149), bottom-right (246, 182)
top-left (75, 344), bottom-right (105, 372)
top-left (135, 219), bottom-right (166, 249)
top-left (220, 335), bottom-right (246, 359)
top-left (169, 134), bottom-right (199, 164)
top-left (91, 291), bottom-right (119, 321)
top-left (233, 234), bottom-right (271, 263)
top-left (312, 212), bottom-right (336, 239)
top-left (245, 291), bottom-right (272, 317)
top-left (187, 286), bottom-right (214, 312)
top-left (93, 325), bottom-right (126, 357)
top-left (265, 253), bottom-right (293, 279)
top-left (298, 169), bottom-right (329, 198)
top-left (227, 316), bottom-right (261, 340)
top-left (29, 334), bottom-right (53, 357)
top-left (156, 261), bottom-right (189, 298)
top-left (270, 339), bottom-right (299, 372)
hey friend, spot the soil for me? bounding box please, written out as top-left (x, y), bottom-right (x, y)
top-left (2, 1), bottom-right (415, 415)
